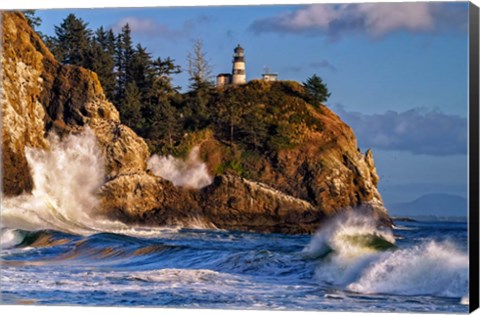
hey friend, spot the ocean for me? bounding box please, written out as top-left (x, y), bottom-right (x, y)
top-left (0, 129), bottom-right (469, 312)
top-left (0, 215), bottom-right (468, 313)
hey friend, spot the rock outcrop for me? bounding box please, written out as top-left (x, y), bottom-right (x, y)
top-left (1, 12), bottom-right (148, 194)
top-left (198, 109), bottom-right (384, 216)
top-left (1, 12), bottom-right (391, 234)
top-left (100, 174), bottom-right (322, 234)
top-left (200, 175), bottom-right (322, 234)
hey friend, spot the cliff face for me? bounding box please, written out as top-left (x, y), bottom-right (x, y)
top-left (192, 82), bottom-right (384, 216)
top-left (1, 12), bottom-right (390, 234)
top-left (1, 12), bottom-right (148, 195)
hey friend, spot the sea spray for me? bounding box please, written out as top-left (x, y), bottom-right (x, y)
top-left (302, 210), bottom-right (396, 260)
top-left (305, 211), bottom-right (468, 299)
top-left (0, 128), bottom-right (166, 239)
top-left (147, 146), bottom-right (212, 189)
top-left (0, 228), bottom-right (25, 248)
top-left (303, 211), bottom-right (395, 285)
top-left (347, 240), bottom-right (469, 298)
top-left (1, 128), bottom-right (203, 243)
top-left (1, 128), bottom-right (106, 235)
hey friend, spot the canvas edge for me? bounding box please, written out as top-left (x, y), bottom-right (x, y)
top-left (469, 1), bottom-right (480, 313)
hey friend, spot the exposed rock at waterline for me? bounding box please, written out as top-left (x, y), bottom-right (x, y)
top-left (100, 174), bottom-right (321, 234)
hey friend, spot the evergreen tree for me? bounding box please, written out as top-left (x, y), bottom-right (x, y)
top-left (122, 82), bottom-right (143, 129)
top-left (214, 93), bottom-right (244, 143)
top-left (115, 23), bottom-right (134, 103)
top-left (302, 74), bottom-right (331, 106)
top-left (106, 29), bottom-right (117, 57)
top-left (147, 101), bottom-right (180, 147)
top-left (53, 14), bottom-right (92, 67)
top-left (43, 14), bottom-right (185, 146)
top-left (86, 26), bottom-right (116, 101)
top-left (131, 44), bottom-right (153, 98)
top-left (141, 57), bottom-right (182, 143)
top-left (241, 105), bottom-right (269, 150)
top-left (24, 10), bottom-right (41, 30)
top-left (44, 35), bottom-right (62, 57)
top-left (150, 57), bottom-right (181, 94)
top-left (182, 87), bottom-right (213, 131)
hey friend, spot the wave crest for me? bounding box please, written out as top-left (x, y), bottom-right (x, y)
top-left (347, 240), bottom-right (468, 298)
top-left (1, 128), bottom-right (178, 242)
top-left (2, 128), bottom-right (106, 235)
top-left (305, 211), bottom-right (468, 299)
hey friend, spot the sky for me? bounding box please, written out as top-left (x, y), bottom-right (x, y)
top-left (33, 2), bottom-right (470, 213)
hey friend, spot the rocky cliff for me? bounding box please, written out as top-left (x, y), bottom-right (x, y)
top-left (194, 88), bottom-right (384, 217)
top-left (1, 12), bottom-right (391, 234)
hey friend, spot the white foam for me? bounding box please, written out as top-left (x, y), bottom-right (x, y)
top-left (306, 211), bottom-right (468, 299)
top-left (392, 225), bottom-right (417, 231)
top-left (147, 146), bottom-right (212, 189)
top-left (303, 211), bottom-right (395, 260)
top-left (0, 228), bottom-right (24, 248)
top-left (1, 128), bottom-right (106, 235)
top-left (0, 128), bottom-right (180, 238)
top-left (347, 240), bottom-right (469, 298)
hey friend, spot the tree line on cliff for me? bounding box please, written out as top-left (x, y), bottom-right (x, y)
top-left (26, 12), bottom-right (331, 161)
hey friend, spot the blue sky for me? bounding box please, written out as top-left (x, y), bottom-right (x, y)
top-left (34, 2), bottom-right (470, 213)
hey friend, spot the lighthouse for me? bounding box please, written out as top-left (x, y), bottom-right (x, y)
top-left (231, 44), bottom-right (246, 85)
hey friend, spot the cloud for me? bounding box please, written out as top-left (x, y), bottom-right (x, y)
top-left (112, 15), bottom-right (212, 39)
top-left (334, 106), bottom-right (467, 156)
top-left (310, 60), bottom-right (336, 72)
top-left (284, 60), bottom-right (336, 73)
top-left (250, 3), bottom-right (467, 39)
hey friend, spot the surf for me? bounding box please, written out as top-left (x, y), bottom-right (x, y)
top-left (1, 129), bottom-right (107, 234)
top-left (302, 210), bottom-right (396, 260)
top-left (304, 211), bottom-right (468, 300)
top-left (0, 128), bottom-right (185, 248)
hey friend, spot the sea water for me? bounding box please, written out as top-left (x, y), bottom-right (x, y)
top-left (0, 218), bottom-right (468, 312)
top-left (0, 129), bottom-right (469, 312)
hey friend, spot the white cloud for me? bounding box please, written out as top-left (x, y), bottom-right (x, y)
top-left (250, 2), bottom-right (466, 39)
top-left (334, 106), bottom-right (467, 156)
top-left (356, 3), bottom-right (434, 37)
top-left (283, 4), bottom-right (340, 31)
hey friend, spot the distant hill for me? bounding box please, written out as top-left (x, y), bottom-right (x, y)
top-left (387, 193), bottom-right (467, 217)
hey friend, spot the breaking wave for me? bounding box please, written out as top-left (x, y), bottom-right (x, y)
top-left (0, 128), bottom-right (177, 246)
top-left (305, 212), bottom-right (468, 299)
top-left (302, 211), bottom-right (395, 260)
top-left (1, 128), bottom-right (108, 236)
top-left (347, 240), bottom-right (468, 298)
top-left (147, 146), bottom-right (212, 189)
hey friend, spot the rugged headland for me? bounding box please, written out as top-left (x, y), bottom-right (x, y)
top-left (1, 12), bottom-right (391, 234)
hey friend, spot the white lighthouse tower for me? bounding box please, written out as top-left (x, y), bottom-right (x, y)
top-left (231, 44), bottom-right (246, 85)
